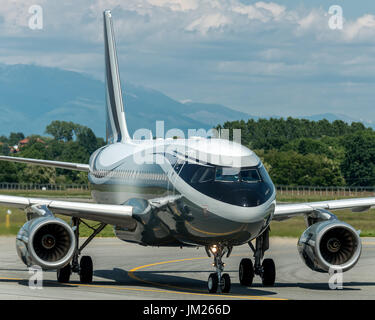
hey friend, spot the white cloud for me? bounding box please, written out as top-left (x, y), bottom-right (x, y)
top-left (147, 0), bottom-right (199, 12)
top-left (344, 14), bottom-right (375, 40)
top-left (231, 2), bottom-right (286, 23)
top-left (186, 13), bottom-right (231, 34)
top-left (297, 10), bottom-right (321, 30)
top-left (255, 1), bottom-right (285, 18)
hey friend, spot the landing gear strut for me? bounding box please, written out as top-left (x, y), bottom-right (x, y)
top-left (57, 217), bottom-right (106, 284)
top-left (239, 227), bottom-right (275, 287)
top-left (205, 244), bottom-right (232, 293)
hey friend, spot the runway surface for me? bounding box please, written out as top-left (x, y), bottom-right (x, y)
top-left (0, 236), bottom-right (375, 300)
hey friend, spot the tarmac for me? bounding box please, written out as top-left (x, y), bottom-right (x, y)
top-left (0, 236), bottom-right (375, 300)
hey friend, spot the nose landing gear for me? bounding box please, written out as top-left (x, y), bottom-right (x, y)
top-left (206, 244), bottom-right (232, 293)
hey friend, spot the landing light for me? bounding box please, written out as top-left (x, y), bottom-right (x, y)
top-left (210, 245), bottom-right (218, 254)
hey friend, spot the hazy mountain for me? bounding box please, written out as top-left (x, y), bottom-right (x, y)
top-left (301, 113), bottom-right (374, 128)
top-left (181, 102), bottom-right (255, 127)
top-left (0, 64), bottom-right (254, 138)
top-left (0, 64), bottom-right (372, 139)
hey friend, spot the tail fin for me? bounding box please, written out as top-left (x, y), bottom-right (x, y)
top-left (103, 10), bottom-right (131, 143)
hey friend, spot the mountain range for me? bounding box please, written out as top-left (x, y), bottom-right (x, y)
top-left (0, 64), bottom-right (372, 138)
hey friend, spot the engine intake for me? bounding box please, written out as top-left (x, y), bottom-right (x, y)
top-left (298, 219), bottom-right (361, 273)
top-left (16, 216), bottom-right (76, 270)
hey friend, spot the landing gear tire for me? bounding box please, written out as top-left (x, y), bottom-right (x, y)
top-left (220, 273), bottom-right (231, 293)
top-left (57, 263), bottom-right (71, 283)
top-left (239, 258), bottom-right (254, 286)
top-left (79, 256), bottom-right (93, 284)
top-left (261, 258), bottom-right (275, 287)
top-left (208, 273), bottom-right (219, 293)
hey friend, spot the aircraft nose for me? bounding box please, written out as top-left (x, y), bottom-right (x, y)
top-left (225, 189), bottom-right (261, 207)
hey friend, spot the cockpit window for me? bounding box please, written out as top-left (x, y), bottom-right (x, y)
top-left (173, 159), bottom-right (185, 174)
top-left (240, 169), bottom-right (261, 183)
top-left (176, 162), bottom-right (275, 207)
top-left (215, 167), bottom-right (240, 182)
top-left (191, 166), bottom-right (215, 183)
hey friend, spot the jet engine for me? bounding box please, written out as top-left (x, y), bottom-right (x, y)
top-left (297, 216), bottom-right (361, 273)
top-left (16, 215), bottom-right (76, 270)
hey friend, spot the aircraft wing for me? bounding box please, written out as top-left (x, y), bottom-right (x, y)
top-left (0, 195), bottom-right (133, 226)
top-left (274, 197), bottom-right (375, 221)
top-left (0, 156), bottom-right (89, 172)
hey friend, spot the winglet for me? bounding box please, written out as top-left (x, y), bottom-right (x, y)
top-left (104, 10), bottom-right (131, 143)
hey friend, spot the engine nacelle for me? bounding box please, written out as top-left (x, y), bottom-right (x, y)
top-left (298, 219), bottom-right (361, 273)
top-left (16, 216), bottom-right (76, 270)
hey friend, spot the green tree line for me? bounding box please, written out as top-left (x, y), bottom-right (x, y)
top-left (217, 117), bottom-right (375, 186)
top-left (0, 121), bottom-right (105, 184)
top-left (1, 117), bottom-right (374, 187)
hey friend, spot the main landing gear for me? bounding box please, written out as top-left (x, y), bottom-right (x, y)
top-left (57, 217), bottom-right (107, 284)
top-left (205, 244), bottom-right (233, 293)
top-left (239, 227), bottom-right (276, 287)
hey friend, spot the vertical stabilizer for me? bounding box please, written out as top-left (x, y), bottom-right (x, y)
top-left (103, 10), bottom-right (131, 143)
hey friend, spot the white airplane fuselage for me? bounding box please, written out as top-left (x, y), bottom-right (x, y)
top-left (88, 137), bottom-right (276, 247)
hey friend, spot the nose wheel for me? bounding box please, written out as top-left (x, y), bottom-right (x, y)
top-left (206, 245), bottom-right (232, 293)
top-left (220, 273), bottom-right (231, 293)
top-left (208, 273), bottom-right (218, 293)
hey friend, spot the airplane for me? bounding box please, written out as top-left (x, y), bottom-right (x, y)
top-left (0, 9), bottom-right (372, 294)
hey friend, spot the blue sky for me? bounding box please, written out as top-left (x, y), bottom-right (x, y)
top-left (1, 1), bottom-right (375, 122)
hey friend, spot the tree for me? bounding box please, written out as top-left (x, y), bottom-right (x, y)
top-left (21, 165), bottom-right (56, 184)
top-left (341, 131), bottom-right (375, 186)
top-left (0, 162), bottom-right (19, 183)
top-left (17, 137), bottom-right (48, 160)
top-left (45, 121), bottom-right (76, 142)
top-left (264, 150), bottom-right (345, 186)
top-left (77, 127), bottom-right (98, 155)
top-left (8, 132), bottom-right (24, 146)
top-left (1, 143), bottom-right (9, 156)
